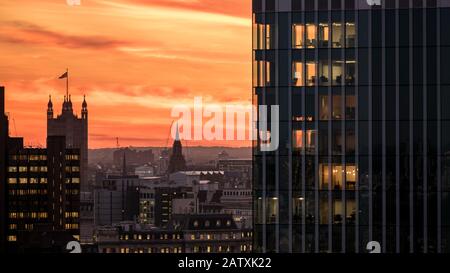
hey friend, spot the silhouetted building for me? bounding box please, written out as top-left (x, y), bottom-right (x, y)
top-left (168, 127), bottom-right (186, 174)
top-left (47, 94), bottom-right (88, 191)
top-left (154, 187), bottom-right (192, 227)
top-left (7, 136), bottom-right (80, 252)
top-left (0, 86), bottom-right (8, 252)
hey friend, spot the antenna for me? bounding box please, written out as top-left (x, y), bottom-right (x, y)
top-left (116, 137), bottom-right (120, 149)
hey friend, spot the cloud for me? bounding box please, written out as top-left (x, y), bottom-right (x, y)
top-left (0, 21), bottom-right (129, 49)
top-left (125, 0), bottom-right (250, 18)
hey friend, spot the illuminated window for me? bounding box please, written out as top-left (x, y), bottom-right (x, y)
top-left (29, 155), bottom-right (40, 161)
top-left (8, 166), bottom-right (17, 172)
top-left (292, 61), bottom-right (304, 86)
top-left (267, 197), bottom-right (278, 224)
top-left (8, 178), bottom-right (17, 184)
top-left (40, 178), bottom-right (47, 184)
top-left (332, 22), bottom-right (343, 48)
top-left (8, 235), bottom-right (17, 242)
top-left (306, 24), bottom-right (317, 48)
top-left (9, 224), bottom-right (17, 230)
top-left (30, 177), bottom-right (38, 184)
top-left (207, 246), bottom-right (211, 253)
top-left (72, 178), bottom-right (80, 184)
top-left (306, 62), bottom-right (316, 86)
top-left (292, 24), bottom-right (304, 48)
top-left (345, 22), bottom-right (356, 47)
top-left (40, 166), bottom-right (47, 172)
top-left (345, 60), bottom-right (356, 85)
top-left (292, 130), bottom-right (316, 152)
top-left (346, 165), bottom-right (357, 190)
top-left (332, 61), bottom-right (343, 85)
top-left (19, 178), bottom-right (27, 184)
top-left (190, 234), bottom-right (195, 240)
top-left (319, 23), bottom-right (329, 48)
top-left (72, 166), bottom-right (80, 172)
top-left (19, 166), bottom-right (27, 172)
top-left (253, 60), bottom-right (273, 87)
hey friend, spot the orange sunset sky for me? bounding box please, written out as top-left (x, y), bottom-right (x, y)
top-left (0, 0), bottom-right (252, 148)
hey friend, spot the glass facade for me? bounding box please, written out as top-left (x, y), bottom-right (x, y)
top-left (253, 0), bottom-right (450, 253)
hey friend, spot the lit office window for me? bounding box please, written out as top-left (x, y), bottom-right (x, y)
top-left (346, 22), bottom-right (356, 47)
top-left (19, 166), bottom-right (27, 172)
top-left (8, 178), bottom-right (17, 184)
top-left (333, 200), bottom-right (344, 224)
top-left (332, 61), bottom-right (343, 85)
top-left (346, 165), bottom-right (357, 190)
top-left (293, 130), bottom-right (316, 152)
top-left (292, 61), bottom-right (304, 86)
top-left (332, 23), bottom-right (343, 48)
top-left (292, 24), bottom-right (305, 48)
top-left (40, 178), bottom-right (47, 184)
top-left (345, 60), bottom-right (356, 85)
top-left (267, 197), bottom-right (278, 224)
top-left (319, 23), bottom-right (330, 47)
top-left (19, 178), bottom-right (27, 184)
top-left (306, 62), bottom-right (316, 86)
top-left (319, 60), bottom-right (329, 85)
top-left (7, 235), bottom-right (17, 242)
top-left (306, 24), bottom-right (317, 48)
top-left (8, 166), bottom-right (17, 172)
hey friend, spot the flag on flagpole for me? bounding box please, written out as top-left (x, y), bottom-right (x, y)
top-left (59, 71), bottom-right (68, 79)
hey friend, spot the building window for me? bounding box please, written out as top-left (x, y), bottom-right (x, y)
top-left (292, 24), bottom-right (304, 48)
top-left (345, 60), bottom-right (356, 85)
top-left (19, 166), bottom-right (27, 172)
top-left (319, 23), bottom-right (330, 48)
top-left (306, 62), bottom-right (316, 86)
top-left (332, 22), bottom-right (343, 48)
top-left (19, 178), bottom-right (27, 184)
top-left (319, 95), bottom-right (330, 120)
top-left (319, 60), bottom-right (329, 85)
top-left (267, 197), bottom-right (278, 224)
top-left (193, 220), bottom-right (199, 227)
top-left (346, 94), bottom-right (356, 120)
top-left (8, 178), bottom-right (17, 184)
top-left (293, 130), bottom-right (316, 152)
top-left (332, 61), bottom-right (343, 85)
top-left (40, 178), bottom-right (47, 184)
top-left (8, 166), bottom-right (17, 172)
top-left (7, 235), bottom-right (17, 242)
top-left (292, 61), bottom-right (304, 86)
top-left (306, 24), bottom-right (317, 48)
top-left (345, 22), bottom-right (356, 47)
top-left (332, 95), bottom-right (342, 120)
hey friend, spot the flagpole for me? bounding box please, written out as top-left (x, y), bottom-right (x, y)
top-left (66, 68), bottom-right (69, 98)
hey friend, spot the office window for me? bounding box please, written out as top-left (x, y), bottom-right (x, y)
top-left (345, 60), bottom-right (356, 85)
top-left (8, 166), bottom-right (17, 172)
top-left (30, 177), bottom-right (38, 184)
top-left (292, 24), bottom-right (305, 48)
top-left (346, 94), bottom-right (356, 119)
top-left (7, 235), bottom-right (17, 242)
top-left (19, 166), bottom-right (27, 172)
top-left (306, 24), bottom-right (317, 48)
top-left (293, 61), bottom-right (304, 86)
top-left (8, 178), bottom-right (17, 184)
top-left (293, 130), bottom-right (317, 152)
top-left (345, 22), bottom-right (356, 47)
top-left (267, 197), bottom-right (278, 224)
top-left (40, 178), bottom-right (47, 184)
top-left (19, 178), bottom-right (27, 184)
top-left (332, 61), bottom-right (343, 85)
top-left (319, 95), bottom-right (330, 120)
top-left (332, 95), bottom-right (342, 120)
top-left (346, 165), bottom-right (356, 190)
top-left (306, 62), bottom-right (316, 86)
top-left (332, 22), bottom-right (343, 48)
top-left (319, 60), bottom-right (329, 85)
top-left (333, 200), bottom-right (344, 224)
top-left (319, 23), bottom-right (330, 47)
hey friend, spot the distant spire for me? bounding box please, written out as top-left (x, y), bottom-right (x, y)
top-left (175, 122), bottom-right (180, 141)
top-left (48, 95), bottom-right (53, 108)
top-left (82, 94), bottom-right (87, 108)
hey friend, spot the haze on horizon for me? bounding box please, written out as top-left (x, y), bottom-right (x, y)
top-left (0, 0), bottom-right (252, 148)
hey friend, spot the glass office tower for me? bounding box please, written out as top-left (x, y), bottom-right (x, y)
top-left (253, 0), bottom-right (450, 253)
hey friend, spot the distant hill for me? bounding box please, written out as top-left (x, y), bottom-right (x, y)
top-left (89, 146), bottom-right (251, 166)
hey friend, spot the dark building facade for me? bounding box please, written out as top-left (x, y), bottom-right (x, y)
top-left (6, 136), bottom-right (80, 252)
top-left (0, 87), bottom-right (8, 252)
top-left (253, 0), bottom-right (450, 253)
top-left (47, 94), bottom-right (88, 191)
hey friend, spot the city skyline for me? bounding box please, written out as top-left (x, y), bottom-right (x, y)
top-left (0, 0), bottom-right (252, 148)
